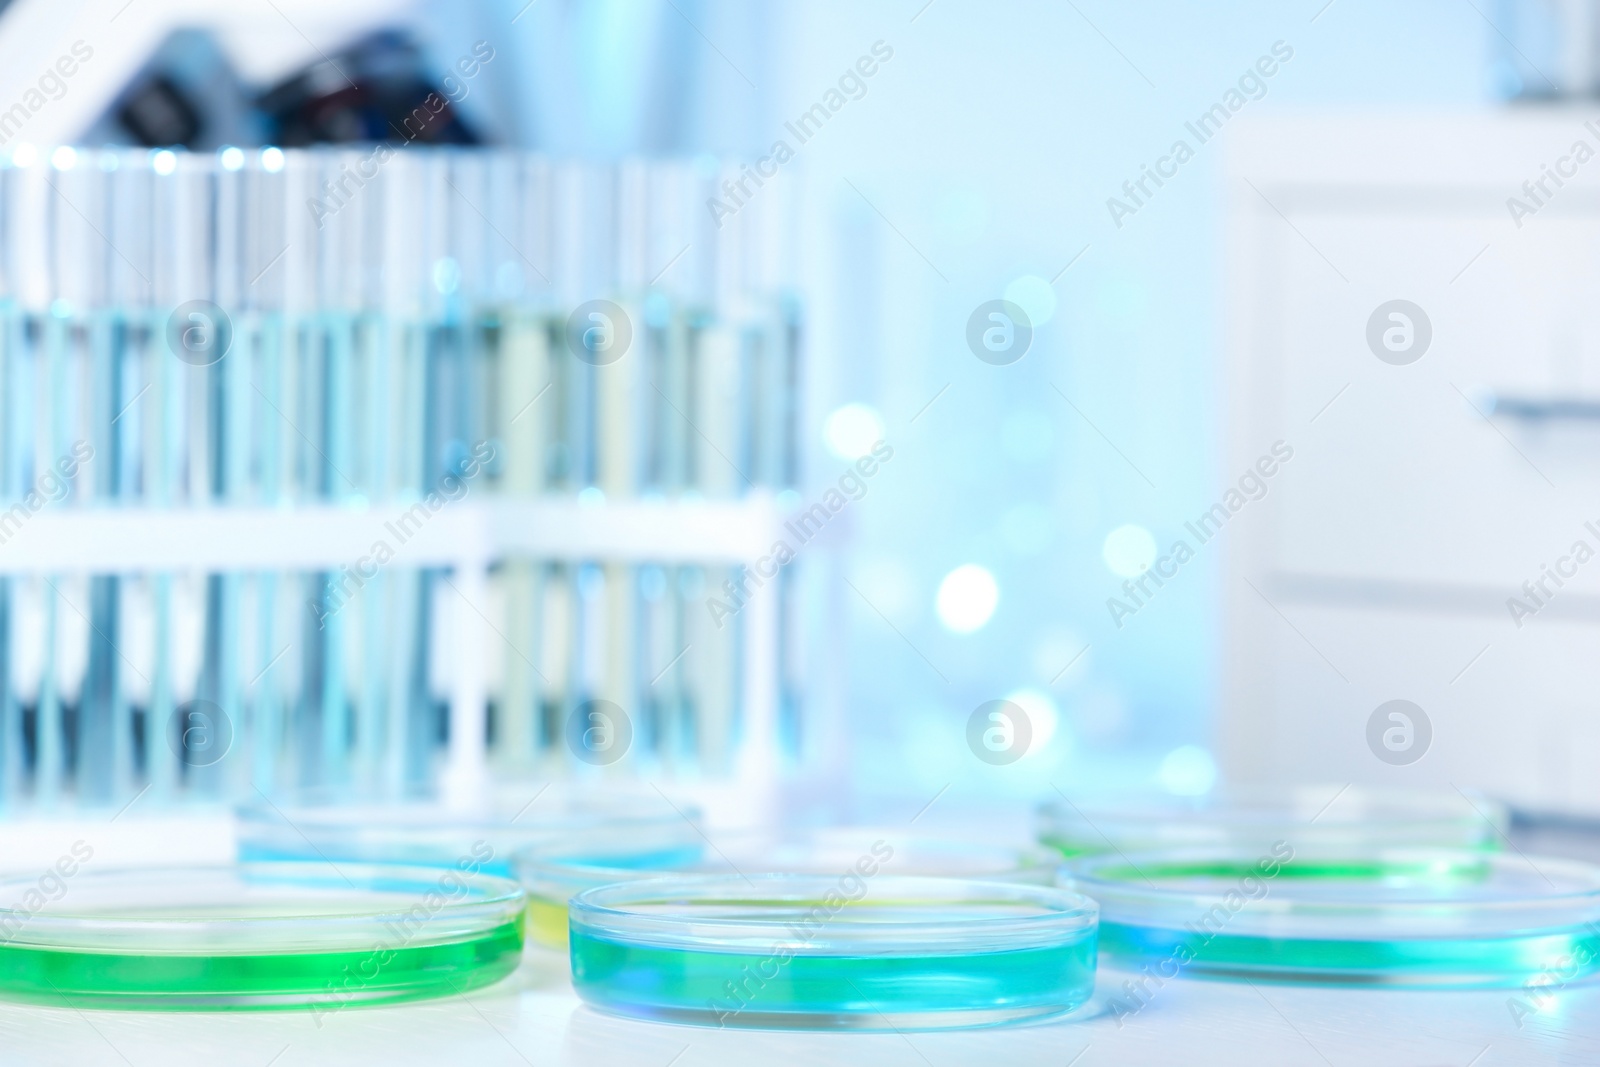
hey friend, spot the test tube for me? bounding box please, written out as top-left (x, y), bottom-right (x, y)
top-left (173, 151), bottom-right (224, 798)
top-left (490, 152), bottom-right (552, 772)
top-left (241, 145), bottom-right (289, 796)
top-left (380, 147), bottom-right (432, 795)
top-left (0, 154), bottom-right (20, 809)
top-left (56, 149), bottom-right (124, 806)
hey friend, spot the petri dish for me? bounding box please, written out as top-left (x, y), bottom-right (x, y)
top-left (236, 794), bottom-right (700, 876)
top-left (514, 827), bottom-right (1061, 948)
top-left (1064, 847), bottom-right (1600, 987)
top-left (1038, 786), bottom-right (1507, 857)
top-left (568, 874), bottom-right (1098, 1030)
top-left (0, 863), bottom-right (526, 1010)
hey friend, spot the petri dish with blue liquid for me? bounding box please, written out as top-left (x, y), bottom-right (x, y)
top-left (568, 874), bottom-right (1099, 1030)
top-left (1064, 846), bottom-right (1600, 987)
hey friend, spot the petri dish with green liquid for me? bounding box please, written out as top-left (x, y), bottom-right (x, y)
top-left (568, 874), bottom-right (1098, 1030)
top-left (0, 863), bottom-right (526, 1010)
top-left (1064, 846), bottom-right (1600, 987)
top-left (1038, 786), bottom-right (1507, 858)
top-left (515, 827), bottom-right (1061, 949)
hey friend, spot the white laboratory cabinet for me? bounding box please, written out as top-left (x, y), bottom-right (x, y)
top-left (1221, 111), bottom-right (1600, 816)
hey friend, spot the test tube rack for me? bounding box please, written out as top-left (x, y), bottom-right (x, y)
top-left (0, 146), bottom-right (808, 814)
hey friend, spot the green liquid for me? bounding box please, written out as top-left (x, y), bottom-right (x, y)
top-left (1099, 923), bottom-right (1600, 988)
top-left (1042, 838), bottom-right (1502, 861)
top-left (570, 928), bottom-right (1097, 1027)
top-left (0, 918), bottom-right (524, 1010)
top-left (1092, 856), bottom-right (1497, 882)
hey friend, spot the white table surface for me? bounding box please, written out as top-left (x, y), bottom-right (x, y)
top-left (1, 949), bottom-right (1594, 1067)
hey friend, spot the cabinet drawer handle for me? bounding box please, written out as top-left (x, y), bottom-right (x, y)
top-left (1486, 394), bottom-right (1600, 422)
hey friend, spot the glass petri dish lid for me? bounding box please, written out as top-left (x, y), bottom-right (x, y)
top-left (1063, 846), bottom-right (1600, 987)
top-left (514, 826), bottom-right (1061, 948)
top-left (1039, 785), bottom-right (1507, 857)
top-left (0, 863), bottom-right (526, 1010)
top-left (568, 874), bottom-right (1098, 1030)
top-left (236, 792), bottom-right (701, 875)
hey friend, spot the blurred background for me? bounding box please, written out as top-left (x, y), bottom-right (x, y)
top-left (1, 0), bottom-right (1599, 846)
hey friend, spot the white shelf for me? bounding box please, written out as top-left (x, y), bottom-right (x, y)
top-left (0, 494), bottom-right (800, 810)
top-left (0, 495), bottom-right (793, 573)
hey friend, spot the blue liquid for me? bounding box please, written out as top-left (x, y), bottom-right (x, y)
top-left (570, 927), bottom-right (1098, 1027)
top-left (1100, 921), bottom-right (1600, 987)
